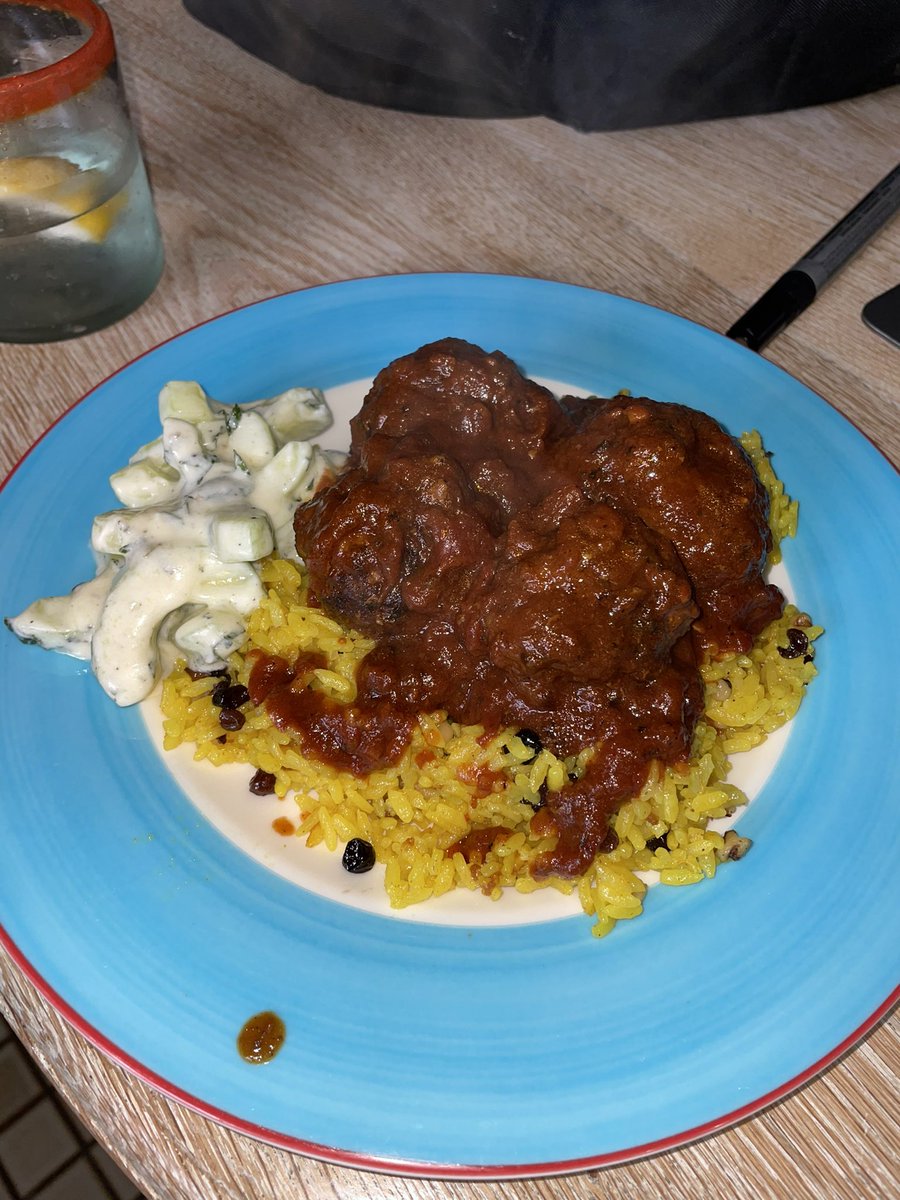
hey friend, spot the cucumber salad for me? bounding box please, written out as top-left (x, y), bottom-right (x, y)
top-left (6, 380), bottom-right (343, 705)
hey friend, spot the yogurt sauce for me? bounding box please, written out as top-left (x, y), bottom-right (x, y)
top-left (6, 379), bottom-right (343, 705)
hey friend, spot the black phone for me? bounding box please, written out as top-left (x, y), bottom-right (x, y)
top-left (862, 284), bottom-right (900, 348)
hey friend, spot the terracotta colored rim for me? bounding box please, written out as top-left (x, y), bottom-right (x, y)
top-left (0, 0), bottom-right (115, 121)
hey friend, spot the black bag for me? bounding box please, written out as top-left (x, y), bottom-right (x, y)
top-left (184, 0), bottom-right (899, 131)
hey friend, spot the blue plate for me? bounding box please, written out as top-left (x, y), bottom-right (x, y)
top-left (1, 274), bottom-right (898, 1177)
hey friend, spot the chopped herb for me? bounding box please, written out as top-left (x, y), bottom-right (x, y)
top-left (226, 404), bottom-right (242, 432)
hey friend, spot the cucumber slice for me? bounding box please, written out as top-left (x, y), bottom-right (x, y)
top-left (211, 511), bottom-right (274, 562)
top-left (92, 506), bottom-right (210, 556)
top-left (252, 440), bottom-right (313, 498)
top-left (5, 564), bottom-right (118, 660)
top-left (162, 418), bottom-right (213, 491)
top-left (228, 410), bottom-right (277, 469)
top-left (109, 459), bottom-right (182, 508)
top-left (252, 387), bottom-right (332, 444)
top-left (171, 608), bottom-right (247, 670)
top-left (158, 380), bottom-right (213, 425)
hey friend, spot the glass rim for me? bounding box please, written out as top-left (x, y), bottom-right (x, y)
top-left (0, 0), bottom-right (115, 122)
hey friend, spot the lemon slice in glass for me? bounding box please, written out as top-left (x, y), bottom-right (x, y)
top-left (0, 155), bottom-right (125, 241)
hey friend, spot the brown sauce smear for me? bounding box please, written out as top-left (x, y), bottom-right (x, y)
top-left (237, 1011), bottom-right (286, 1064)
top-left (450, 826), bottom-right (514, 866)
top-left (273, 339), bottom-right (783, 879)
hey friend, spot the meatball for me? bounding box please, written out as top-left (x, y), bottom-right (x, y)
top-left (554, 395), bottom-right (783, 652)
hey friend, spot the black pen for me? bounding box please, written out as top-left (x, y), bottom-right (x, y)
top-left (726, 161), bottom-right (900, 351)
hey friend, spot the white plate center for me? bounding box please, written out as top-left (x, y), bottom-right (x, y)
top-left (142, 376), bottom-right (793, 927)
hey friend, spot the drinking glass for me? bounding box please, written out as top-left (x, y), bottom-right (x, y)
top-left (0, 0), bottom-right (164, 342)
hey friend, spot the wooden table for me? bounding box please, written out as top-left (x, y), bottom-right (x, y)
top-left (2, 3), bottom-right (898, 1197)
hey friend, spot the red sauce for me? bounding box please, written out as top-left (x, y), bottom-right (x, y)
top-left (250, 650), bottom-right (414, 776)
top-left (247, 649), bottom-right (326, 705)
top-left (278, 339), bottom-right (782, 878)
top-left (450, 826), bottom-right (513, 865)
top-left (456, 761), bottom-right (505, 798)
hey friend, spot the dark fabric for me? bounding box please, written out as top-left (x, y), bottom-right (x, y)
top-left (183, 0), bottom-right (900, 131)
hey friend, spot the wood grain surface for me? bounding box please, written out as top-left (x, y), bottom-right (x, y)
top-left (1, 3), bottom-right (898, 1198)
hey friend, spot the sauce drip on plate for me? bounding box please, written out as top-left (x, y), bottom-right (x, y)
top-left (238, 1011), bottom-right (286, 1064)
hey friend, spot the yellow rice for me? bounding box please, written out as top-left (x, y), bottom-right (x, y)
top-left (160, 431), bottom-right (820, 937)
